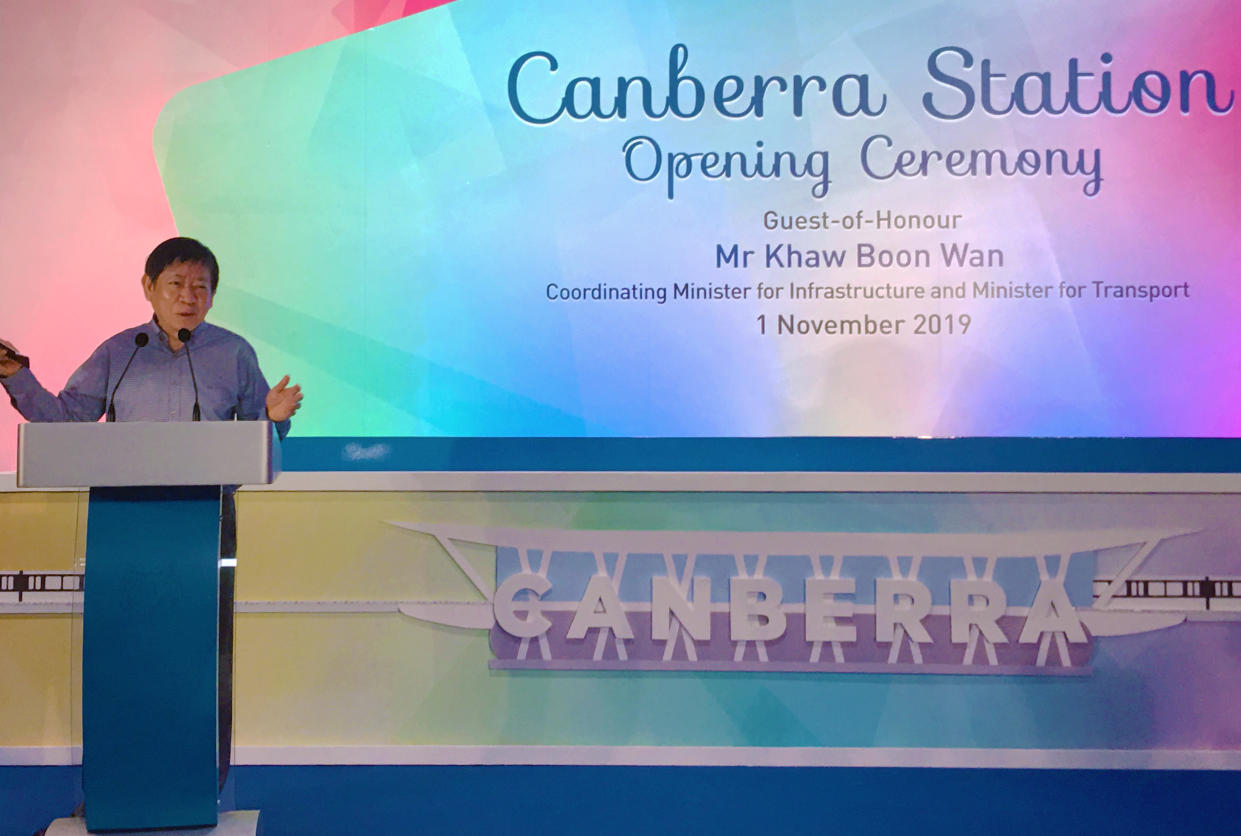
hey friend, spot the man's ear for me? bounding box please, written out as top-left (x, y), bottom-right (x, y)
top-left (141, 274), bottom-right (154, 300)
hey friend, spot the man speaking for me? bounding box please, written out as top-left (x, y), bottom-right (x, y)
top-left (0, 236), bottom-right (303, 791)
top-left (0, 236), bottom-right (301, 425)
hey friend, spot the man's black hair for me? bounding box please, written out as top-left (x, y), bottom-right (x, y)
top-left (144, 237), bottom-right (219, 292)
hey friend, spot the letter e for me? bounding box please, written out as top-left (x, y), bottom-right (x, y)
top-left (805, 577), bottom-right (856, 642)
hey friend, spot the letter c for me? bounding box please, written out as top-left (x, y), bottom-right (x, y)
top-left (508, 50), bottom-right (565, 125)
top-left (494, 572), bottom-right (552, 638)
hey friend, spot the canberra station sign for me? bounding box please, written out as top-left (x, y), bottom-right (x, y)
top-left (392, 523), bottom-right (1204, 676)
top-left (492, 564), bottom-right (1090, 674)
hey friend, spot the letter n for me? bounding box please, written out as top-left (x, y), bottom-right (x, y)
top-left (652, 576), bottom-right (712, 641)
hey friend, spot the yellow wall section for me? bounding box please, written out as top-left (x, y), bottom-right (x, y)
top-left (233, 491), bottom-right (505, 747)
top-left (0, 492), bottom-right (85, 571)
top-left (1, 490), bottom-right (528, 749)
top-left (0, 491), bottom-right (85, 748)
top-left (0, 617), bottom-right (82, 747)
top-left (236, 491), bottom-right (498, 604)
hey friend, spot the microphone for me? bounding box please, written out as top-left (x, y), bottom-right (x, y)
top-left (106, 332), bottom-right (149, 422)
top-left (178, 328), bottom-right (201, 421)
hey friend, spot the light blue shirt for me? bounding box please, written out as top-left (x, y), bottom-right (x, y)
top-left (2, 319), bottom-right (290, 439)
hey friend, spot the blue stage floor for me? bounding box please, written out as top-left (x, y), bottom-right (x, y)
top-left (3, 765), bottom-right (1240, 836)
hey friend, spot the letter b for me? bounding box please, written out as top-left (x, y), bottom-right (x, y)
top-left (730, 577), bottom-right (786, 641)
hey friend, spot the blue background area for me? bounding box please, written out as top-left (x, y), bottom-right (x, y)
top-left (3, 765), bottom-right (1237, 836)
top-left (283, 436), bottom-right (1241, 472)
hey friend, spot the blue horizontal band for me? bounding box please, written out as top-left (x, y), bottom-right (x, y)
top-left (281, 437), bottom-right (1241, 474)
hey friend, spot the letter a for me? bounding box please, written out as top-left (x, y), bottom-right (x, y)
top-left (567, 575), bottom-right (634, 639)
top-left (1019, 579), bottom-right (1087, 644)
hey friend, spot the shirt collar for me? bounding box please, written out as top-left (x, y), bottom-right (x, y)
top-left (148, 317), bottom-right (214, 352)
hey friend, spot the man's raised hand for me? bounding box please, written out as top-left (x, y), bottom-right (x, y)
top-left (265, 375), bottom-right (303, 422)
top-left (0, 340), bottom-right (25, 378)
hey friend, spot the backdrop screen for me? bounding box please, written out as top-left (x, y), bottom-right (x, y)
top-left (152, 0), bottom-right (1240, 438)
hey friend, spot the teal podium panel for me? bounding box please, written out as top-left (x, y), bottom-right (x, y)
top-left (83, 486), bottom-right (221, 831)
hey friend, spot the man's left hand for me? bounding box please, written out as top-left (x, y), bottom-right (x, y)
top-left (266, 375), bottom-right (303, 422)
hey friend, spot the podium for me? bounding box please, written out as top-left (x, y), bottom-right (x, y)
top-left (18, 421), bottom-right (277, 832)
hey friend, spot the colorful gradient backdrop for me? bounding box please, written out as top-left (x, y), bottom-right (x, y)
top-left (0, 0), bottom-right (446, 472)
top-left (2, 0), bottom-right (1240, 461)
top-left (155, 0), bottom-right (1240, 439)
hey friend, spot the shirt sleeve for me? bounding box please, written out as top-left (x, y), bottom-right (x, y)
top-left (0, 345), bottom-right (109, 422)
top-left (236, 341), bottom-right (291, 440)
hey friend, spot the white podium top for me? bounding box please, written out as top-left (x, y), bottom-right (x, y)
top-left (16, 421), bottom-right (278, 488)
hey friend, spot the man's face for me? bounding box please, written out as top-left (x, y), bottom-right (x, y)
top-left (143, 259), bottom-right (214, 337)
